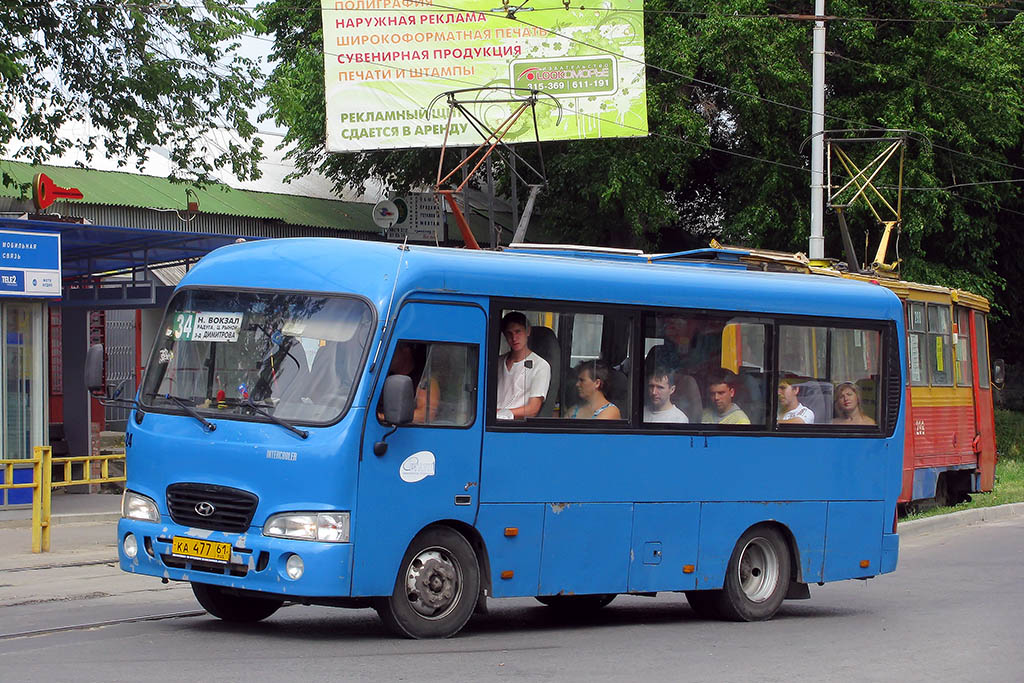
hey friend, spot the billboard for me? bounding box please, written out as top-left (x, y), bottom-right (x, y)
top-left (321, 0), bottom-right (648, 151)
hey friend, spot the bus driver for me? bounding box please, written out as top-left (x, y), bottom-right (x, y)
top-left (495, 312), bottom-right (551, 420)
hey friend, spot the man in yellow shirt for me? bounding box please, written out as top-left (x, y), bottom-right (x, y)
top-left (701, 371), bottom-right (751, 425)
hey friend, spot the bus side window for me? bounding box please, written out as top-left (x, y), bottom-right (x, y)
top-left (830, 328), bottom-right (881, 427)
top-left (777, 325), bottom-right (828, 425)
top-left (558, 310), bottom-right (630, 423)
top-left (379, 341), bottom-right (479, 427)
top-left (720, 321), bottom-right (768, 427)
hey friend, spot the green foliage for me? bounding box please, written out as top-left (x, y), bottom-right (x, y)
top-left (259, 0), bottom-right (1023, 349)
top-left (995, 409), bottom-right (1024, 460)
top-left (0, 0), bottom-right (266, 185)
top-left (903, 410), bottom-right (1024, 520)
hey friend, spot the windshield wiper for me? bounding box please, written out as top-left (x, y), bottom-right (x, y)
top-left (163, 394), bottom-right (216, 432)
top-left (247, 396), bottom-right (309, 439)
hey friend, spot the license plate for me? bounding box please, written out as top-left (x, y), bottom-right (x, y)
top-left (171, 536), bottom-right (232, 563)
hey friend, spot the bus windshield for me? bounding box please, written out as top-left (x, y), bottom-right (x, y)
top-left (141, 289), bottom-right (374, 424)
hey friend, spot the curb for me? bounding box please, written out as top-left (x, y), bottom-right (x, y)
top-left (898, 502), bottom-right (1024, 538)
top-left (0, 512), bottom-right (120, 530)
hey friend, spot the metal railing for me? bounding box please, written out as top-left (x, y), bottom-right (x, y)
top-left (0, 446), bottom-right (125, 552)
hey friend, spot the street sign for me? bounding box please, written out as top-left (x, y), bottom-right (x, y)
top-left (385, 194), bottom-right (446, 243)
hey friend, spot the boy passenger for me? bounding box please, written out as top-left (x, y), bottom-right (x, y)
top-left (644, 366), bottom-right (689, 423)
top-left (778, 376), bottom-right (814, 424)
top-left (701, 371), bottom-right (750, 425)
top-left (495, 312), bottom-right (551, 420)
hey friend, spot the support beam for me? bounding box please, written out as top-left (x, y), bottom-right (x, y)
top-left (809, 0), bottom-right (826, 260)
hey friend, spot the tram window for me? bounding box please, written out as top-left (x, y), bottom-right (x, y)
top-left (830, 328), bottom-right (880, 427)
top-left (927, 304), bottom-right (953, 386)
top-left (907, 302), bottom-right (927, 386)
top-left (976, 312), bottom-right (990, 388)
top-left (955, 308), bottom-right (973, 387)
top-left (777, 326), bottom-right (828, 425)
top-left (496, 307), bottom-right (631, 422)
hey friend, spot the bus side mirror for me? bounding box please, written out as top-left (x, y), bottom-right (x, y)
top-left (992, 359), bottom-right (1005, 388)
top-left (374, 375), bottom-right (415, 456)
top-left (85, 343), bottom-right (105, 395)
top-left (380, 374), bottom-right (415, 425)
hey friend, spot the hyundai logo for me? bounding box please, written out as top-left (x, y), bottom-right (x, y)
top-left (195, 501), bottom-right (216, 517)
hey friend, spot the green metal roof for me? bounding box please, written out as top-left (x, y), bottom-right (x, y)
top-left (0, 160), bottom-right (376, 232)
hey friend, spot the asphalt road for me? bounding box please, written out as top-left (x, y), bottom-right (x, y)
top-left (1, 517), bottom-right (1022, 682)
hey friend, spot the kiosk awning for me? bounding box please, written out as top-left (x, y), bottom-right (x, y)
top-left (0, 216), bottom-right (261, 281)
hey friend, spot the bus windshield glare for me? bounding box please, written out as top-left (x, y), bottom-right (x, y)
top-left (141, 289), bottom-right (373, 424)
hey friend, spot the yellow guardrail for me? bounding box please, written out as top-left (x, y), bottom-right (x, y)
top-left (0, 445), bottom-right (125, 552)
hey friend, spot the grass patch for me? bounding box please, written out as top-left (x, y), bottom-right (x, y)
top-left (902, 409), bottom-right (1024, 521)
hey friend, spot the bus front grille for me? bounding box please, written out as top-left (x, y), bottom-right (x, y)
top-left (166, 483), bottom-right (259, 533)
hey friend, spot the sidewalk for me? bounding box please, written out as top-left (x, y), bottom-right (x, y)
top-left (0, 490), bottom-right (121, 528)
top-left (0, 492), bottom-right (122, 572)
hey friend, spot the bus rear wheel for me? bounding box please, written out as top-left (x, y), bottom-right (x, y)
top-left (715, 525), bottom-right (791, 622)
top-left (375, 526), bottom-right (480, 639)
top-left (191, 582), bottom-right (283, 623)
top-left (535, 593), bottom-right (616, 612)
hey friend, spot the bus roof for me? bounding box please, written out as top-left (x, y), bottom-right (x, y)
top-left (182, 238), bottom-right (905, 322)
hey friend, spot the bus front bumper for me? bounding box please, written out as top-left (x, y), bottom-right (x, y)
top-left (117, 518), bottom-right (354, 598)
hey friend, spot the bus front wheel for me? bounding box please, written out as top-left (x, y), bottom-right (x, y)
top-left (191, 582), bottom-right (283, 622)
top-left (375, 526), bottom-right (480, 639)
top-left (715, 525), bottom-right (791, 622)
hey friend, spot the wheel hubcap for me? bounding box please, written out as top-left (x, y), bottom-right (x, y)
top-left (737, 536), bottom-right (780, 603)
top-left (404, 547), bottom-right (463, 619)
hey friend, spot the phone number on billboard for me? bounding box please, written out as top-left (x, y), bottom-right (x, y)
top-left (532, 79), bottom-right (611, 91)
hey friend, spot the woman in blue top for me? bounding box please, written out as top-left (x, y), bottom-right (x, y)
top-left (570, 360), bottom-right (621, 420)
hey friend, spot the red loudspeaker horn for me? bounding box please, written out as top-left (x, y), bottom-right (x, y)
top-left (33, 173), bottom-right (84, 211)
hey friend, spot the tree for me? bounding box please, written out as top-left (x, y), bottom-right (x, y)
top-left (1, 0), bottom-right (265, 185)
top-left (261, 0), bottom-right (1023, 355)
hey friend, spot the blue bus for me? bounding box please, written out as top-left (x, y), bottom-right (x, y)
top-left (104, 238), bottom-right (905, 638)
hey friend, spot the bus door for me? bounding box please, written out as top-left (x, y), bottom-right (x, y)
top-left (352, 300), bottom-right (486, 596)
top-left (970, 310), bottom-right (996, 491)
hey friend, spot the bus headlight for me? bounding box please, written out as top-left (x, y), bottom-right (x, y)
top-left (285, 554), bottom-right (304, 580)
top-left (123, 533), bottom-right (139, 559)
top-left (122, 490), bottom-right (160, 523)
top-left (263, 512), bottom-right (350, 543)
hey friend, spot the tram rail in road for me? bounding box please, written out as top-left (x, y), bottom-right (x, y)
top-left (0, 609), bottom-right (205, 641)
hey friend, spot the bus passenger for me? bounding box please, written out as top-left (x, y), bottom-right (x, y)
top-left (569, 360), bottom-right (621, 420)
top-left (644, 366), bottom-right (689, 423)
top-left (646, 316), bottom-right (724, 381)
top-left (496, 312), bottom-right (551, 420)
top-left (833, 382), bottom-right (876, 425)
top-left (701, 371), bottom-right (750, 425)
top-left (778, 376), bottom-right (815, 424)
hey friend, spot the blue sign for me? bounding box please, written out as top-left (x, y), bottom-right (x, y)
top-left (0, 230), bottom-right (61, 297)
top-left (0, 270), bottom-right (24, 293)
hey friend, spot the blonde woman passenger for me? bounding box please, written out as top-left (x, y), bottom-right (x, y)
top-left (833, 382), bottom-right (876, 425)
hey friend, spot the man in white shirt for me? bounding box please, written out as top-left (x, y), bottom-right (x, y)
top-left (496, 312), bottom-right (551, 420)
top-left (644, 367), bottom-right (688, 423)
top-left (778, 376), bottom-right (814, 424)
